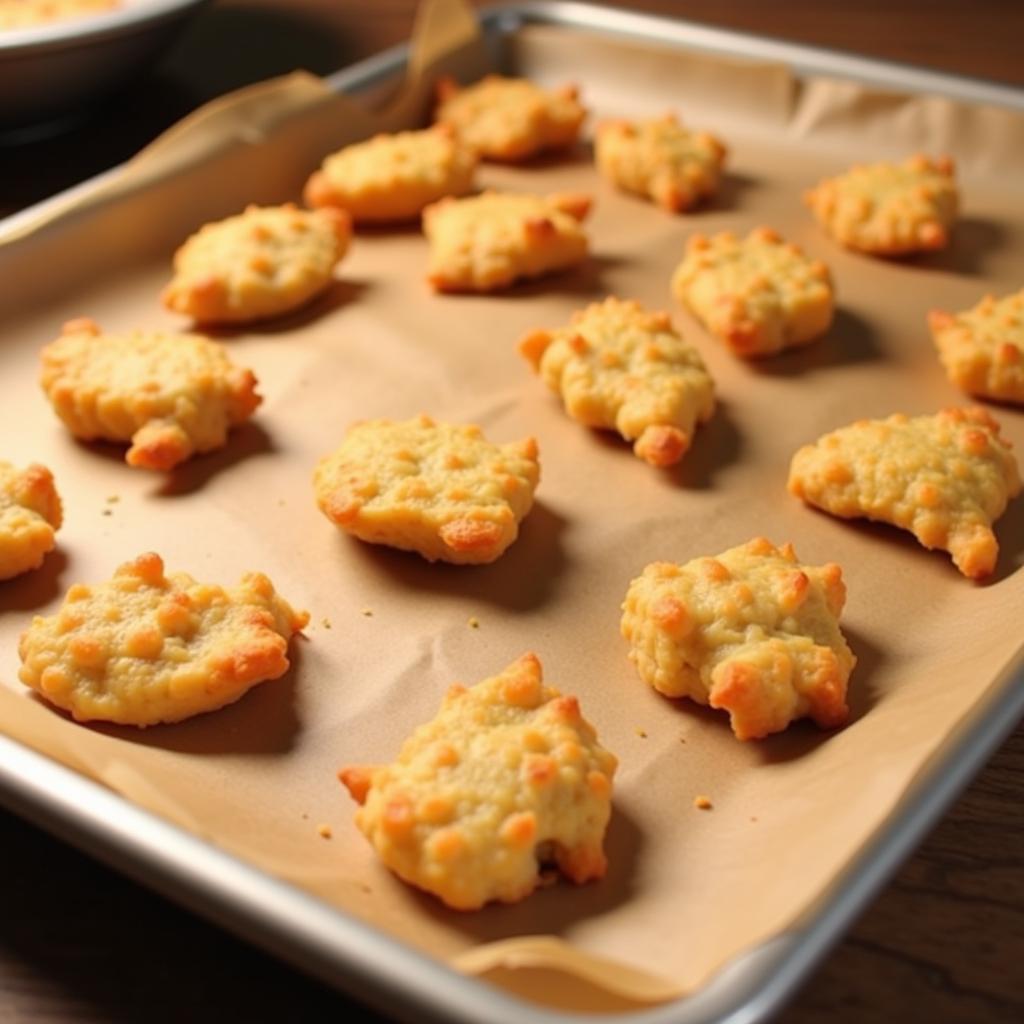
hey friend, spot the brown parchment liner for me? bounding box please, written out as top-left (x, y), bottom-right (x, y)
top-left (2, 0), bottom-right (1023, 1011)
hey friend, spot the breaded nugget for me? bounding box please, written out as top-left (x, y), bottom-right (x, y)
top-left (672, 227), bottom-right (834, 357)
top-left (339, 652), bottom-right (617, 910)
top-left (303, 125), bottom-right (477, 224)
top-left (313, 415), bottom-right (540, 565)
top-left (804, 155), bottom-right (958, 255)
top-left (18, 553), bottom-right (308, 726)
top-left (0, 0), bottom-right (116, 29)
top-left (519, 297), bottom-right (715, 467)
top-left (434, 74), bottom-right (585, 162)
top-left (162, 203), bottom-right (350, 324)
top-left (929, 289), bottom-right (1024, 404)
top-left (0, 461), bottom-right (62, 580)
top-left (788, 408), bottom-right (1021, 579)
top-left (621, 537), bottom-right (855, 741)
top-left (423, 190), bottom-right (591, 293)
top-left (595, 114), bottom-right (727, 212)
top-left (40, 318), bottom-right (261, 471)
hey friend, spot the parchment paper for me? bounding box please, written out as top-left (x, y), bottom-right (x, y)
top-left (2, 0), bottom-right (1023, 1011)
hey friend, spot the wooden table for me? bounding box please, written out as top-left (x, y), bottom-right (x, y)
top-left (2, 2), bottom-right (1023, 1021)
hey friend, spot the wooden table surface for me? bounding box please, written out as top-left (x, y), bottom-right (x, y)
top-left (2, 2), bottom-right (1023, 1021)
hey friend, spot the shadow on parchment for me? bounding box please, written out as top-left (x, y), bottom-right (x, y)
top-left (71, 422), bottom-right (274, 497)
top-left (900, 216), bottom-right (1010, 277)
top-left (0, 549), bottom-right (68, 615)
top-left (200, 279), bottom-right (371, 340)
top-left (583, 399), bottom-right (742, 492)
top-left (345, 500), bottom-right (569, 613)
top-left (746, 308), bottom-right (882, 378)
top-left (431, 253), bottom-right (628, 304)
top-left (706, 170), bottom-right (760, 213)
top-left (673, 399), bottom-right (742, 490)
top-left (989, 491), bottom-right (1024, 585)
top-left (154, 421), bottom-right (275, 498)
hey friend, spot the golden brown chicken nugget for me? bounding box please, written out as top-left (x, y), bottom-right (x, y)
top-left (423, 190), bottom-right (590, 293)
top-left (595, 113), bottom-right (727, 212)
top-left (339, 653), bottom-right (617, 910)
top-left (671, 227), bottom-right (834, 357)
top-left (162, 203), bottom-right (350, 324)
top-left (313, 415), bottom-right (540, 564)
top-left (304, 125), bottom-right (477, 223)
top-left (434, 74), bottom-right (585, 162)
top-left (0, 461), bottom-right (62, 580)
top-left (40, 318), bottom-right (261, 471)
top-left (621, 537), bottom-right (855, 741)
top-left (18, 553), bottom-right (308, 726)
top-left (929, 289), bottom-right (1024, 405)
top-left (804, 155), bottom-right (957, 255)
top-left (788, 408), bottom-right (1021, 579)
top-left (519, 297), bottom-right (715, 467)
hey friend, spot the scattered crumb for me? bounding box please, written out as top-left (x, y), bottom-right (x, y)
top-left (361, 608), bottom-right (373, 617)
top-left (694, 795), bottom-right (713, 810)
top-left (106, 495), bottom-right (119, 504)
top-left (468, 616), bottom-right (480, 629)
top-left (301, 813), bottom-right (309, 820)
top-left (634, 726), bottom-right (647, 739)
top-left (317, 823), bottom-right (333, 839)
top-left (750, 816), bottom-right (758, 823)
top-left (679, 737), bottom-right (687, 744)
top-left (101, 509), bottom-right (112, 517)
top-left (322, 617), bottom-right (332, 629)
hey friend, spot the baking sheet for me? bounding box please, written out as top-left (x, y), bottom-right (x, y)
top-left (1, 0), bottom-right (1023, 1011)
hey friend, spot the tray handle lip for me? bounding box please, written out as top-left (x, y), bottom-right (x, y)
top-left (483, 1), bottom-right (1024, 113)
top-left (1, 648), bottom-right (1022, 1024)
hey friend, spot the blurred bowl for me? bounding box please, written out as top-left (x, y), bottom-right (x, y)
top-left (0, 0), bottom-right (209, 130)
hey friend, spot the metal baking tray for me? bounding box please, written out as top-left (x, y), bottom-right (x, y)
top-left (2, 4), bottom-right (1023, 1022)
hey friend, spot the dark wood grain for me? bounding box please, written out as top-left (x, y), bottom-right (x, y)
top-left (2, 2), bottom-right (1023, 1022)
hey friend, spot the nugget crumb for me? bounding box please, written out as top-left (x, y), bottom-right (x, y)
top-left (101, 509), bottom-right (112, 517)
top-left (322, 617), bottom-right (331, 629)
top-left (361, 608), bottom-right (373, 617)
top-left (468, 616), bottom-right (480, 629)
top-left (634, 726), bottom-right (647, 738)
top-left (317, 823), bottom-right (333, 839)
top-left (106, 495), bottom-right (120, 504)
top-left (694, 795), bottom-right (713, 810)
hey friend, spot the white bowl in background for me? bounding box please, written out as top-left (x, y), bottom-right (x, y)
top-left (0, 0), bottom-right (209, 128)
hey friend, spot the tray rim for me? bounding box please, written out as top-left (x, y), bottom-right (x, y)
top-left (2, 3), bottom-right (1023, 1022)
